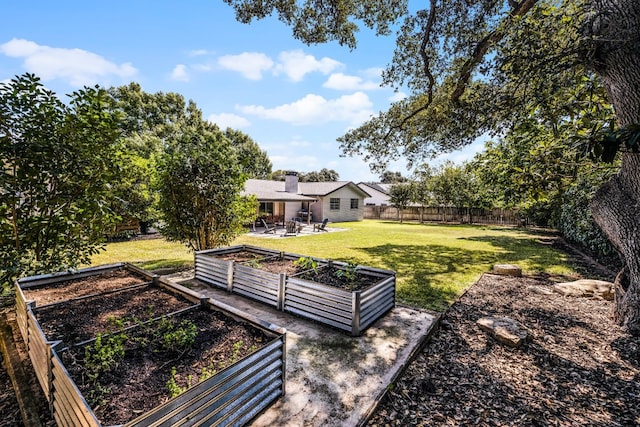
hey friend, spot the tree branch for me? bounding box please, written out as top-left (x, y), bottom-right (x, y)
top-left (384, 0), bottom-right (438, 140)
top-left (451, 0), bottom-right (540, 104)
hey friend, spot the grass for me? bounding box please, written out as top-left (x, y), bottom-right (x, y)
top-left (90, 220), bottom-right (577, 311)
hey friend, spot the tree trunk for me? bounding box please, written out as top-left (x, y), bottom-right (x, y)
top-left (588, 0), bottom-right (640, 334)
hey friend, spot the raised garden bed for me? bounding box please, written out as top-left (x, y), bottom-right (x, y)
top-left (195, 245), bottom-right (395, 336)
top-left (195, 245), bottom-right (283, 293)
top-left (285, 261), bottom-right (396, 335)
top-left (15, 263), bottom-right (286, 427)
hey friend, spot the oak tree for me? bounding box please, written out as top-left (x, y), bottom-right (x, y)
top-left (224, 0), bottom-right (640, 334)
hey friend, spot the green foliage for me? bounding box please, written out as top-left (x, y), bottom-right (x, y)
top-left (556, 167), bottom-right (619, 263)
top-left (160, 319), bottom-right (197, 353)
top-left (84, 331), bottom-right (128, 407)
top-left (469, 73), bottom-right (619, 256)
top-left (223, 128), bottom-right (272, 179)
top-left (166, 367), bottom-right (187, 398)
top-left (294, 256), bottom-right (318, 273)
top-left (389, 183), bottom-right (413, 222)
top-left (155, 108), bottom-right (249, 251)
top-left (106, 84), bottom-right (190, 232)
top-left (0, 73), bottom-right (121, 289)
top-left (166, 367), bottom-right (194, 398)
top-left (299, 168), bottom-right (340, 182)
top-left (380, 171), bottom-right (408, 183)
top-left (334, 262), bottom-right (359, 290)
top-left (224, 0), bottom-right (406, 49)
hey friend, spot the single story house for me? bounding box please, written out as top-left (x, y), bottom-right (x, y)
top-left (243, 172), bottom-right (371, 224)
top-left (357, 182), bottom-right (393, 206)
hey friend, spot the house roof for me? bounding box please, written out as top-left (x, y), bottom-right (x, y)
top-left (243, 179), bottom-right (370, 201)
top-left (298, 181), bottom-right (370, 198)
top-left (357, 182), bottom-right (392, 195)
top-left (242, 180), bottom-right (316, 201)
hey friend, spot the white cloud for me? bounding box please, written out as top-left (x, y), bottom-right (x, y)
top-left (389, 91), bottom-right (407, 102)
top-left (217, 52), bottom-right (273, 80)
top-left (274, 50), bottom-right (342, 82)
top-left (188, 49), bottom-right (210, 57)
top-left (323, 73), bottom-right (380, 91)
top-left (207, 113), bottom-right (251, 129)
top-left (170, 64), bottom-right (189, 82)
top-left (0, 38), bottom-right (136, 86)
top-left (363, 67), bottom-right (384, 79)
top-left (192, 63), bottom-right (212, 72)
top-left (238, 92), bottom-right (374, 126)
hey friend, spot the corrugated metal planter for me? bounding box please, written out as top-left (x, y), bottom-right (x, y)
top-left (195, 245), bottom-right (323, 310)
top-left (285, 262), bottom-right (396, 336)
top-left (195, 245), bottom-right (283, 292)
top-left (195, 246), bottom-right (396, 336)
top-left (15, 263), bottom-right (286, 427)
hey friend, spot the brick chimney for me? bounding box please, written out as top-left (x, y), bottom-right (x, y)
top-left (285, 171), bottom-right (299, 193)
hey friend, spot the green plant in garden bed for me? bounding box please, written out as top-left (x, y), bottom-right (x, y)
top-left (293, 256), bottom-right (319, 273)
top-left (82, 315), bottom-right (198, 406)
top-left (334, 262), bottom-right (360, 291)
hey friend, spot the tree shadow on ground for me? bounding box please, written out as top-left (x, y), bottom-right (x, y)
top-left (354, 243), bottom-right (497, 311)
top-left (353, 233), bottom-right (573, 311)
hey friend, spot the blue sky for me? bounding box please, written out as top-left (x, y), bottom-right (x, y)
top-left (0, 1), bottom-right (483, 182)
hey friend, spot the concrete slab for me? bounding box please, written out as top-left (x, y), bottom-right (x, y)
top-left (163, 272), bottom-right (438, 427)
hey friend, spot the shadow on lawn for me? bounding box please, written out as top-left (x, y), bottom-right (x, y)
top-left (355, 234), bottom-right (564, 311)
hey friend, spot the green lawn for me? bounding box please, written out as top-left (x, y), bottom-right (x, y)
top-left (91, 220), bottom-right (577, 311)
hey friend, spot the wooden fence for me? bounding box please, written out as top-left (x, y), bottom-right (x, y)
top-left (364, 205), bottom-right (520, 225)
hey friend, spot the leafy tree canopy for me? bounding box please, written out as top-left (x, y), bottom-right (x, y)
top-left (270, 168), bottom-right (339, 181)
top-left (380, 170), bottom-right (408, 183)
top-left (155, 108), bottom-right (252, 251)
top-left (223, 128), bottom-right (272, 179)
top-left (300, 168), bottom-right (340, 182)
top-left (1, 74), bottom-right (121, 286)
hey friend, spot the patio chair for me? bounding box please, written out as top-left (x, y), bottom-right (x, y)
top-left (313, 218), bottom-right (329, 232)
top-left (261, 218), bottom-right (277, 234)
top-left (283, 220), bottom-right (298, 237)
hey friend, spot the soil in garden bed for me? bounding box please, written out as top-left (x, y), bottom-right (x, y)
top-left (35, 285), bottom-right (195, 346)
top-left (61, 307), bottom-right (271, 425)
top-left (220, 251), bottom-right (270, 263)
top-left (242, 257), bottom-right (300, 276)
top-left (22, 269), bottom-right (148, 306)
top-left (294, 265), bottom-right (381, 292)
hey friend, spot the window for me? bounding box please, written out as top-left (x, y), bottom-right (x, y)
top-left (259, 202), bottom-right (274, 216)
top-left (350, 198), bottom-right (359, 209)
top-left (330, 198), bottom-right (340, 210)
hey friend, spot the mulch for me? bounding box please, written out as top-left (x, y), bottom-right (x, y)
top-left (366, 266), bottom-right (640, 426)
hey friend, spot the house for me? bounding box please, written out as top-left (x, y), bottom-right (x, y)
top-left (357, 182), bottom-right (393, 206)
top-left (243, 172), bottom-right (371, 224)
